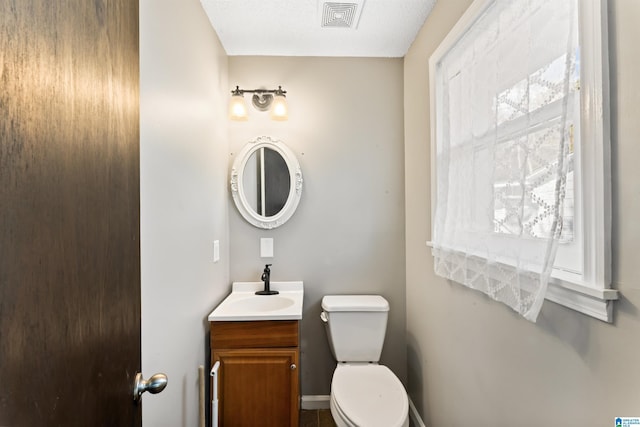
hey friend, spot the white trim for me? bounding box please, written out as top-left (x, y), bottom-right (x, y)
top-left (300, 395), bottom-right (330, 410)
top-left (409, 397), bottom-right (427, 427)
top-left (427, 240), bottom-right (619, 322)
top-left (577, 0), bottom-right (612, 290)
top-left (545, 279), bottom-right (614, 322)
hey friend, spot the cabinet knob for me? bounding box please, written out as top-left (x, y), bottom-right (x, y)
top-left (290, 364), bottom-right (297, 370)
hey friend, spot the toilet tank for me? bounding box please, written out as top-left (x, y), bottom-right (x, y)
top-left (321, 295), bottom-right (389, 363)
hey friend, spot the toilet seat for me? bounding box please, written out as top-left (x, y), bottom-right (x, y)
top-left (331, 364), bottom-right (408, 427)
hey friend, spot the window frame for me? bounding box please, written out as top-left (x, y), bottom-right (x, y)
top-left (428, 0), bottom-right (617, 322)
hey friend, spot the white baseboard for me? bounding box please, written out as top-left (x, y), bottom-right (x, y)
top-left (301, 395), bottom-right (331, 410)
top-left (408, 397), bottom-right (427, 427)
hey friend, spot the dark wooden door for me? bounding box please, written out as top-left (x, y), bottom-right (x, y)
top-left (0, 0), bottom-right (141, 425)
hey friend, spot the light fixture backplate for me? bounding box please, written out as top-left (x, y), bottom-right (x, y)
top-left (251, 93), bottom-right (273, 111)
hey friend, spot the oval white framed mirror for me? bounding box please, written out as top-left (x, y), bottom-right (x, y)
top-left (230, 136), bottom-right (303, 229)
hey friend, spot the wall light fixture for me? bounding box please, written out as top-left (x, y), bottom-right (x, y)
top-left (229, 86), bottom-right (288, 121)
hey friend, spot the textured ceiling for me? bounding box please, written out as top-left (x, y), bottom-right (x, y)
top-left (200, 0), bottom-right (436, 57)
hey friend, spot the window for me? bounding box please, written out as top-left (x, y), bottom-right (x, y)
top-left (429, 0), bottom-right (616, 321)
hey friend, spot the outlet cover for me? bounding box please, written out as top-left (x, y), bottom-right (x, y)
top-left (260, 238), bottom-right (274, 258)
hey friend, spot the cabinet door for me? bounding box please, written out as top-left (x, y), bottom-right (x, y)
top-left (213, 348), bottom-right (299, 427)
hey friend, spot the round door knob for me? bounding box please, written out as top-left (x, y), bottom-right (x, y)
top-left (133, 372), bottom-right (168, 402)
top-left (290, 364), bottom-right (297, 370)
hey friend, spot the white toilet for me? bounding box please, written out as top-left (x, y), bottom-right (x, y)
top-left (321, 295), bottom-right (409, 427)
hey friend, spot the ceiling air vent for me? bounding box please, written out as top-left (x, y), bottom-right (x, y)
top-left (320, 1), bottom-right (365, 29)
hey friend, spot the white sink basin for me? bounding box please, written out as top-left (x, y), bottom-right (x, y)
top-left (208, 281), bottom-right (303, 321)
top-left (227, 295), bottom-right (295, 312)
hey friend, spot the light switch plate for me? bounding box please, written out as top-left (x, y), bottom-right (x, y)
top-left (213, 240), bottom-right (220, 262)
top-left (260, 238), bottom-right (274, 258)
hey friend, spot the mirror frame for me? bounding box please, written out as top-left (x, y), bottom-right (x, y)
top-left (230, 136), bottom-right (303, 229)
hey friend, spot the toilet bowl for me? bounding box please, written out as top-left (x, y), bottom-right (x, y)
top-left (321, 295), bottom-right (409, 427)
top-left (330, 364), bottom-right (409, 427)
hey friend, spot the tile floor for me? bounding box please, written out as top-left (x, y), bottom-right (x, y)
top-left (299, 409), bottom-right (337, 427)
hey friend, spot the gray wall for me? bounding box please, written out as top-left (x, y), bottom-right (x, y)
top-left (228, 56), bottom-right (407, 396)
top-left (404, 1), bottom-right (640, 425)
top-left (140, 0), bottom-right (230, 425)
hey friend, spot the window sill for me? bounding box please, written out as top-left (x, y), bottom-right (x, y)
top-left (546, 277), bottom-right (617, 322)
top-left (426, 241), bottom-right (618, 322)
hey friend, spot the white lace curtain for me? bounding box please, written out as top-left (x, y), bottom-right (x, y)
top-left (431, 0), bottom-right (579, 321)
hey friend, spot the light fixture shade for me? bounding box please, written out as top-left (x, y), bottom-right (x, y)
top-left (270, 94), bottom-right (288, 121)
top-left (229, 94), bottom-right (248, 121)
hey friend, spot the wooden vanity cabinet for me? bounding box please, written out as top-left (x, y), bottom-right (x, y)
top-left (210, 320), bottom-right (299, 427)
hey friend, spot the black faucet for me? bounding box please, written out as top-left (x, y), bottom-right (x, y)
top-left (255, 264), bottom-right (279, 295)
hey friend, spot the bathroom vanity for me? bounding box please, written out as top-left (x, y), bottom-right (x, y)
top-left (208, 282), bottom-right (303, 427)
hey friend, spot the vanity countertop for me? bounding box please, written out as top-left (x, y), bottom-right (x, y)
top-left (208, 281), bottom-right (303, 321)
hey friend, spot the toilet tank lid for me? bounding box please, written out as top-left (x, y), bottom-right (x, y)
top-left (322, 295), bottom-right (389, 312)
